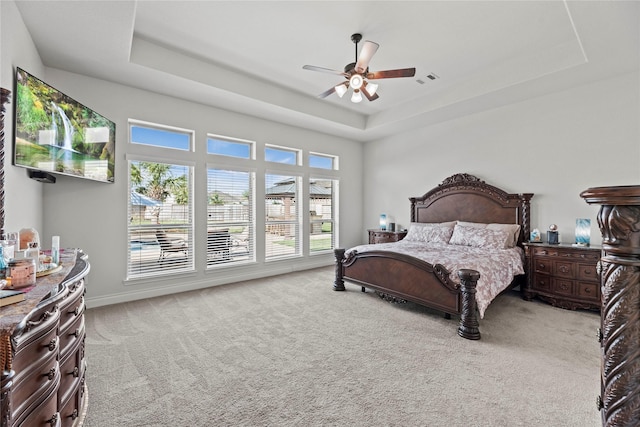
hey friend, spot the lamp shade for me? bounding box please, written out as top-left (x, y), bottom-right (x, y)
top-left (351, 90), bottom-right (362, 103)
top-left (349, 74), bottom-right (363, 90)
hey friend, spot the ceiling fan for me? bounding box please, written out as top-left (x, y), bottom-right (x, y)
top-left (303, 33), bottom-right (416, 103)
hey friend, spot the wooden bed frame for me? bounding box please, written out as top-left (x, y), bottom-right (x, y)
top-left (333, 173), bottom-right (533, 340)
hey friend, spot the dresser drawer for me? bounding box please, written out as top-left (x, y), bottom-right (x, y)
top-left (531, 274), bottom-right (551, 292)
top-left (578, 263), bottom-right (598, 282)
top-left (577, 282), bottom-right (599, 301)
top-left (552, 278), bottom-right (574, 296)
top-left (554, 261), bottom-right (575, 279)
top-left (11, 357), bottom-right (59, 422)
top-left (59, 314), bottom-right (85, 360)
top-left (12, 318), bottom-right (59, 375)
top-left (534, 259), bottom-right (552, 274)
top-left (15, 382), bottom-right (60, 427)
top-left (59, 280), bottom-right (85, 333)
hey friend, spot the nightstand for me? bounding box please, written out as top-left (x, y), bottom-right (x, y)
top-left (368, 229), bottom-right (407, 244)
top-left (523, 242), bottom-right (601, 311)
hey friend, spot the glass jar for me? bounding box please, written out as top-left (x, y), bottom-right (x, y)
top-left (7, 258), bottom-right (36, 288)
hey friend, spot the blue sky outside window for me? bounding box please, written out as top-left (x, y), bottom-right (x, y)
top-left (131, 126), bottom-right (190, 150)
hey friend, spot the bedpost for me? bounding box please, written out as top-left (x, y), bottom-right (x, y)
top-left (334, 248), bottom-right (346, 291)
top-left (519, 193), bottom-right (534, 243)
top-left (457, 269), bottom-right (481, 340)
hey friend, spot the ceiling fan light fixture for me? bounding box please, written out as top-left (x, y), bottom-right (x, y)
top-left (365, 82), bottom-right (378, 96)
top-left (334, 83), bottom-right (348, 98)
top-left (349, 74), bottom-right (363, 90)
top-left (351, 89), bottom-right (362, 103)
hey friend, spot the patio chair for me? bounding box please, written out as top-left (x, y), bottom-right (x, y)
top-left (155, 230), bottom-right (188, 261)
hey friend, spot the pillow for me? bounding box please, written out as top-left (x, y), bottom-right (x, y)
top-left (404, 222), bottom-right (455, 244)
top-left (456, 221), bottom-right (521, 248)
top-left (449, 224), bottom-right (514, 249)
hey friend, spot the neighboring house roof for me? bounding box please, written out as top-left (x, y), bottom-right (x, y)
top-left (266, 179), bottom-right (331, 198)
top-left (131, 191), bottom-right (161, 207)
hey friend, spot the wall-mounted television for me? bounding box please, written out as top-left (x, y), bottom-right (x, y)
top-left (13, 67), bottom-right (115, 183)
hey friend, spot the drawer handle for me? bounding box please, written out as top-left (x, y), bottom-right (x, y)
top-left (559, 283), bottom-right (570, 291)
top-left (46, 366), bottom-right (57, 381)
top-left (539, 263), bottom-right (546, 269)
top-left (73, 366), bottom-right (80, 378)
top-left (71, 306), bottom-right (80, 316)
top-left (47, 338), bottom-right (57, 352)
top-left (559, 266), bottom-right (569, 273)
top-left (597, 328), bottom-right (603, 343)
top-left (71, 409), bottom-right (78, 420)
top-left (584, 287), bottom-right (591, 294)
top-left (540, 250), bottom-right (547, 255)
top-left (47, 413), bottom-right (58, 426)
top-left (73, 328), bottom-right (82, 338)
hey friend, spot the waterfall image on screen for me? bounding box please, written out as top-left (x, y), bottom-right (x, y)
top-left (13, 67), bottom-right (116, 183)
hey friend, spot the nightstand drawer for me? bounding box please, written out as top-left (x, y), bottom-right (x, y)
top-left (578, 264), bottom-right (598, 282)
top-left (534, 259), bottom-right (552, 274)
top-left (554, 261), bottom-right (575, 279)
top-left (553, 278), bottom-right (574, 296)
top-left (368, 229), bottom-right (407, 244)
top-left (532, 275), bottom-right (551, 291)
top-left (576, 282), bottom-right (599, 301)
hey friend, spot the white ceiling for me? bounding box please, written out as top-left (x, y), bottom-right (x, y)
top-left (13, 0), bottom-right (640, 142)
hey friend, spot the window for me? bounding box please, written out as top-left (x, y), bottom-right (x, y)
top-left (207, 167), bottom-right (255, 266)
top-left (128, 160), bottom-right (194, 278)
top-left (265, 145), bottom-right (299, 165)
top-left (265, 173), bottom-right (301, 259)
top-left (309, 178), bottom-right (337, 253)
top-left (127, 122), bottom-right (194, 279)
top-left (207, 135), bottom-right (253, 159)
top-left (309, 153), bottom-right (337, 170)
top-left (131, 124), bottom-right (191, 151)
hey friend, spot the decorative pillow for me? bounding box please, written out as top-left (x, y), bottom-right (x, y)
top-left (456, 221), bottom-right (521, 248)
top-left (449, 224), bottom-right (513, 249)
top-left (404, 222), bottom-right (455, 244)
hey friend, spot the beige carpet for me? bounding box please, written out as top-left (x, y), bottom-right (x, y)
top-left (83, 266), bottom-right (601, 426)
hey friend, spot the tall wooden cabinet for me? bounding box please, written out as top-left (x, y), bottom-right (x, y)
top-left (1, 250), bottom-right (89, 427)
top-left (581, 186), bottom-right (640, 427)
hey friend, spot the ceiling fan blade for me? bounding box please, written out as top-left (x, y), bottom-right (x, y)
top-left (361, 86), bottom-right (379, 102)
top-left (303, 65), bottom-right (348, 77)
top-left (317, 86), bottom-right (337, 99)
top-left (367, 68), bottom-right (416, 79)
top-left (354, 40), bottom-right (379, 73)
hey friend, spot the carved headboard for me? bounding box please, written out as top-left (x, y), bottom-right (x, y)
top-left (409, 173), bottom-right (534, 246)
top-left (0, 88), bottom-right (10, 239)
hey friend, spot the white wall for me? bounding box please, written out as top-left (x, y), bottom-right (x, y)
top-left (1, 1), bottom-right (364, 307)
top-left (0, 0), bottom-right (45, 235)
top-left (363, 71), bottom-right (640, 246)
top-left (38, 69), bottom-right (364, 307)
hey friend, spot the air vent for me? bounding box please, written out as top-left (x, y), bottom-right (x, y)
top-left (416, 73), bottom-right (439, 85)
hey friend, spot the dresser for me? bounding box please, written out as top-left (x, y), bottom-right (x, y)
top-left (1, 249), bottom-right (89, 427)
top-left (522, 243), bottom-right (601, 311)
top-left (367, 229), bottom-right (407, 244)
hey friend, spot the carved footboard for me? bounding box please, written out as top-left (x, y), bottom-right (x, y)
top-left (334, 248), bottom-right (481, 339)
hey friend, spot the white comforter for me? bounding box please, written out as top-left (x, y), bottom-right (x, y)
top-left (346, 241), bottom-right (525, 318)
